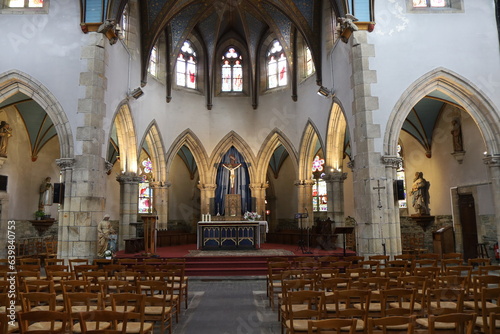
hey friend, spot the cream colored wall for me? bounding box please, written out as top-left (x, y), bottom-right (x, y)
top-left (168, 154), bottom-right (199, 223)
top-left (0, 107), bottom-right (60, 221)
top-left (402, 107), bottom-right (488, 216)
top-left (271, 155), bottom-right (297, 221)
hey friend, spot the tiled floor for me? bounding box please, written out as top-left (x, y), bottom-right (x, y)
top-left (171, 276), bottom-right (279, 334)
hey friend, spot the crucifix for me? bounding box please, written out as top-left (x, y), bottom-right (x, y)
top-left (222, 155), bottom-right (242, 194)
top-left (373, 180), bottom-right (385, 209)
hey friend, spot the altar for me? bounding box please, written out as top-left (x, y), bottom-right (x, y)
top-left (197, 221), bottom-right (268, 250)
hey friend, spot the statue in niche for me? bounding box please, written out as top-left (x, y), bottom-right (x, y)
top-left (451, 118), bottom-right (464, 152)
top-left (39, 177), bottom-right (54, 211)
top-left (222, 155), bottom-right (242, 194)
top-left (0, 121), bottom-right (12, 158)
top-left (410, 172), bottom-right (430, 215)
top-left (97, 214), bottom-right (116, 257)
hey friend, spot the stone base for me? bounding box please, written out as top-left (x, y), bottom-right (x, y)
top-left (410, 214), bottom-right (435, 231)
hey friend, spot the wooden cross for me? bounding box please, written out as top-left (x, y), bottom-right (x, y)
top-left (373, 180), bottom-right (385, 209)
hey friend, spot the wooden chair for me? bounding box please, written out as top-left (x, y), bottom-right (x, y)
top-left (396, 276), bottom-right (429, 315)
top-left (78, 310), bottom-right (129, 334)
top-left (477, 265), bottom-right (500, 276)
top-left (487, 312), bottom-right (500, 334)
top-left (320, 277), bottom-right (352, 318)
top-left (308, 318), bottom-right (357, 334)
top-left (367, 315), bottom-right (416, 334)
top-left (110, 293), bottom-right (153, 334)
top-left (333, 289), bottom-right (371, 332)
top-left (267, 261), bottom-right (290, 309)
top-left (279, 278), bottom-right (314, 326)
top-left (139, 280), bottom-right (173, 334)
top-left (283, 290), bottom-right (324, 334)
top-left (0, 312), bottom-right (19, 334)
top-left (465, 275), bottom-right (500, 312)
top-left (20, 292), bottom-right (58, 312)
top-left (69, 259), bottom-right (89, 272)
top-left (358, 277), bottom-right (390, 317)
top-left (379, 288), bottom-right (416, 317)
top-left (66, 292), bottom-right (105, 333)
top-left (474, 287), bottom-right (500, 334)
top-left (44, 240), bottom-right (57, 260)
top-left (74, 265), bottom-right (99, 280)
top-left (442, 253), bottom-right (463, 260)
top-left (45, 258), bottom-right (64, 267)
top-left (416, 288), bottom-right (465, 330)
top-left (163, 263), bottom-right (189, 310)
top-left (427, 312), bottom-right (476, 334)
top-left (18, 310), bottom-right (69, 333)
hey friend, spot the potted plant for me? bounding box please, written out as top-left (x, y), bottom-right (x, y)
top-left (34, 210), bottom-right (45, 220)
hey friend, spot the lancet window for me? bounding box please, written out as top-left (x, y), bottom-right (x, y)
top-left (267, 40), bottom-right (287, 89)
top-left (176, 40), bottom-right (197, 89)
top-left (221, 47), bottom-right (243, 92)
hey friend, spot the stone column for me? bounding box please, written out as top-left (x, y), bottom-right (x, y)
top-left (116, 173), bottom-right (142, 250)
top-left (382, 155), bottom-right (404, 255)
top-left (55, 158), bottom-right (75, 259)
top-left (150, 181), bottom-right (170, 230)
top-left (294, 179), bottom-right (315, 228)
top-left (249, 183), bottom-right (269, 216)
top-left (322, 171), bottom-right (348, 224)
top-left (484, 155), bottom-right (500, 245)
top-left (198, 183), bottom-right (217, 217)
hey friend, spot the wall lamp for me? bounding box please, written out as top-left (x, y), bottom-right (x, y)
top-left (129, 87), bottom-right (144, 99)
top-left (317, 86), bottom-right (335, 98)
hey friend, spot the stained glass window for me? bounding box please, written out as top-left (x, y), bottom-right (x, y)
top-left (148, 44), bottom-right (158, 77)
top-left (221, 47), bottom-right (243, 92)
top-left (312, 155), bottom-right (327, 212)
top-left (7, 0), bottom-right (43, 7)
top-left (176, 40), bottom-right (197, 89)
top-left (267, 40), bottom-right (287, 89)
top-left (305, 47), bottom-right (315, 77)
top-left (119, 4), bottom-right (129, 42)
top-left (138, 158), bottom-right (153, 214)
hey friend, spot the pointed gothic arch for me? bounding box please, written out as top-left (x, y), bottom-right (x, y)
top-left (112, 102), bottom-right (138, 174)
top-left (140, 121), bottom-right (167, 183)
top-left (298, 120), bottom-right (324, 180)
top-left (256, 128), bottom-right (299, 183)
top-left (385, 67), bottom-right (500, 156)
top-left (208, 131), bottom-right (256, 184)
top-left (165, 129), bottom-right (209, 184)
top-left (0, 70), bottom-right (74, 159)
top-left (326, 101), bottom-right (348, 170)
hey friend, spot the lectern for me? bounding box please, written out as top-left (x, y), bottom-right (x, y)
top-left (141, 215), bottom-right (157, 255)
top-left (333, 226), bottom-right (354, 256)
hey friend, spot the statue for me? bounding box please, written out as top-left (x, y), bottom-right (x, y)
top-left (0, 121), bottom-right (12, 158)
top-left (222, 155), bottom-right (242, 194)
top-left (451, 118), bottom-right (464, 152)
top-left (97, 214), bottom-right (116, 257)
top-left (39, 177), bottom-right (54, 211)
top-left (410, 172), bottom-right (430, 215)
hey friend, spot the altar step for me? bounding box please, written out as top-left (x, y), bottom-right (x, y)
top-left (184, 255), bottom-right (282, 276)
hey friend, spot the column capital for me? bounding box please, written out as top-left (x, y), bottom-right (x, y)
top-left (321, 171), bottom-right (348, 182)
top-left (294, 179), bottom-right (316, 187)
top-left (150, 181), bottom-right (171, 188)
top-left (249, 182), bottom-right (269, 190)
top-left (56, 158), bottom-right (75, 170)
top-left (381, 155), bottom-right (402, 169)
top-left (116, 172), bottom-right (142, 184)
top-left (197, 183), bottom-right (217, 191)
top-left (483, 155), bottom-right (500, 167)
top-left (347, 159), bottom-right (355, 171)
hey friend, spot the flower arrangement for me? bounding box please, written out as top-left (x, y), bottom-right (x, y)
top-left (103, 249), bottom-right (113, 258)
top-left (243, 211), bottom-right (261, 221)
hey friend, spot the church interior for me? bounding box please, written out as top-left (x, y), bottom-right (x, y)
top-left (0, 0), bottom-right (499, 266)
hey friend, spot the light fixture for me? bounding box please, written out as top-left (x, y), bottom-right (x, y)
top-left (317, 86), bottom-right (334, 98)
top-left (129, 87), bottom-right (144, 99)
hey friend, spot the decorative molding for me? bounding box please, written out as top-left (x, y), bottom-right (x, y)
top-left (347, 160), bottom-right (355, 171)
top-left (104, 160), bottom-right (114, 174)
top-left (55, 158), bottom-right (75, 170)
top-left (321, 171), bottom-right (348, 182)
top-left (483, 155), bottom-right (500, 167)
top-left (249, 183), bottom-right (269, 190)
top-left (451, 151), bottom-right (466, 164)
top-left (150, 181), bottom-right (171, 188)
top-left (294, 179), bottom-right (315, 187)
top-left (116, 173), bottom-right (142, 184)
top-left (381, 155), bottom-right (402, 169)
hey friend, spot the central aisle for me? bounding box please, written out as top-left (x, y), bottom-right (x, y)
top-left (172, 277), bottom-right (279, 334)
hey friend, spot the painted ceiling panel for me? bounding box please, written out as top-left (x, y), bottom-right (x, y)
top-left (170, 4), bottom-right (203, 51)
top-left (262, 2), bottom-right (292, 48)
top-left (148, 0), bottom-right (171, 26)
top-left (292, 0), bottom-right (315, 28)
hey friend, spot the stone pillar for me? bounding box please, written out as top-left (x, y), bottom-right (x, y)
top-left (382, 155), bottom-right (404, 256)
top-left (150, 181), bottom-right (170, 230)
top-left (116, 173), bottom-right (142, 251)
top-left (249, 183), bottom-right (269, 216)
top-left (198, 183), bottom-right (217, 217)
top-left (322, 171), bottom-right (348, 224)
top-left (57, 33), bottom-right (108, 260)
top-left (294, 180), bottom-right (315, 227)
top-left (484, 155), bottom-right (500, 245)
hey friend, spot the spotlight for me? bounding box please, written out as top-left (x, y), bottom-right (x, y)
top-left (317, 86), bottom-right (334, 98)
top-left (129, 87), bottom-right (144, 99)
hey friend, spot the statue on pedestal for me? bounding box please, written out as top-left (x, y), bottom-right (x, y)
top-left (97, 214), bottom-right (116, 257)
top-left (39, 177), bottom-right (53, 212)
top-left (410, 172), bottom-right (430, 215)
top-left (0, 121), bottom-right (12, 158)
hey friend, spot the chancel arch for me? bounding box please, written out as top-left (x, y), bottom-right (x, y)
top-left (386, 67), bottom-right (500, 259)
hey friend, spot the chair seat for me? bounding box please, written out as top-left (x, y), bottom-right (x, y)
top-left (390, 301), bottom-right (422, 311)
top-left (476, 317), bottom-right (500, 328)
top-left (71, 305), bottom-right (99, 313)
top-left (0, 305), bottom-right (22, 313)
top-left (144, 306), bottom-right (172, 315)
top-left (355, 302), bottom-right (381, 312)
top-left (28, 322), bottom-right (64, 331)
top-left (377, 323), bottom-right (410, 330)
top-left (416, 318), bottom-right (456, 329)
top-left (117, 321), bottom-right (153, 333)
top-left (105, 305), bottom-right (136, 312)
top-left (72, 321), bottom-right (111, 333)
top-left (7, 321), bottom-right (19, 333)
top-left (325, 303), bottom-right (347, 312)
top-left (430, 301), bottom-right (457, 309)
top-left (31, 305), bottom-right (64, 312)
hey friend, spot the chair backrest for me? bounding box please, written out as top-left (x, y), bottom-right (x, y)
top-left (380, 288), bottom-right (416, 316)
top-left (69, 258), bottom-right (89, 272)
top-left (425, 288), bottom-right (465, 315)
top-left (334, 289), bottom-right (371, 321)
top-left (18, 310), bottom-right (69, 333)
top-left (24, 279), bottom-right (55, 293)
top-left (20, 292), bottom-right (56, 312)
top-left (65, 292), bottom-right (103, 316)
top-left (428, 313), bottom-right (476, 334)
top-left (45, 258), bottom-right (64, 266)
top-left (308, 318), bottom-right (357, 334)
top-left (111, 292), bottom-right (145, 313)
top-left (61, 280), bottom-right (92, 293)
top-left (78, 310), bottom-right (128, 334)
top-left (367, 315), bottom-right (416, 334)
top-left (286, 290), bottom-right (324, 321)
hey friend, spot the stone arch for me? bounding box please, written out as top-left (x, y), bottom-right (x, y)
top-left (326, 100), bottom-right (347, 170)
top-left (112, 102), bottom-right (138, 173)
top-left (298, 120), bottom-right (324, 180)
top-left (165, 129), bottom-right (209, 183)
top-left (256, 128), bottom-right (299, 183)
top-left (0, 70), bottom-right (73, 159)
top-left (140, 121), bottom-right (167, 183)
top-left (209, 131), bottom-right (256, 184)
top-left (385, 67), bottom-right (500, 156)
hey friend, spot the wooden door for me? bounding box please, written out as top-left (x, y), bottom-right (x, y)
top-left (458, 194), bottom-right (478, 261)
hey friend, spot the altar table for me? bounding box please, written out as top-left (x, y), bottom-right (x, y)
top-left (197, 221), bottom-right (268, 250)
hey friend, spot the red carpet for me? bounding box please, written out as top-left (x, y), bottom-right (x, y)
top-left (115, 243), bottom-right (355, 276)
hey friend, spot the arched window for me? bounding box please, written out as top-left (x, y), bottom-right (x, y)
top-left (221, 47), bottom-right (243, 92)
top-left (267, 40), bottom-right (287, 89)
top-left (6, 0), bottom-right (43, 7)
top-left (305, 46), bottom-right (315, 77)
top-left (138, 158), bottom-right (153, 214)
top-left (176, 40), bottom-right (197, 89)
top-left (312, 155), bottom-right (327, 212)
top-left (118, 4), bottom-right (129, 42)
top-left (148, 44), bottom-right (159, 77)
